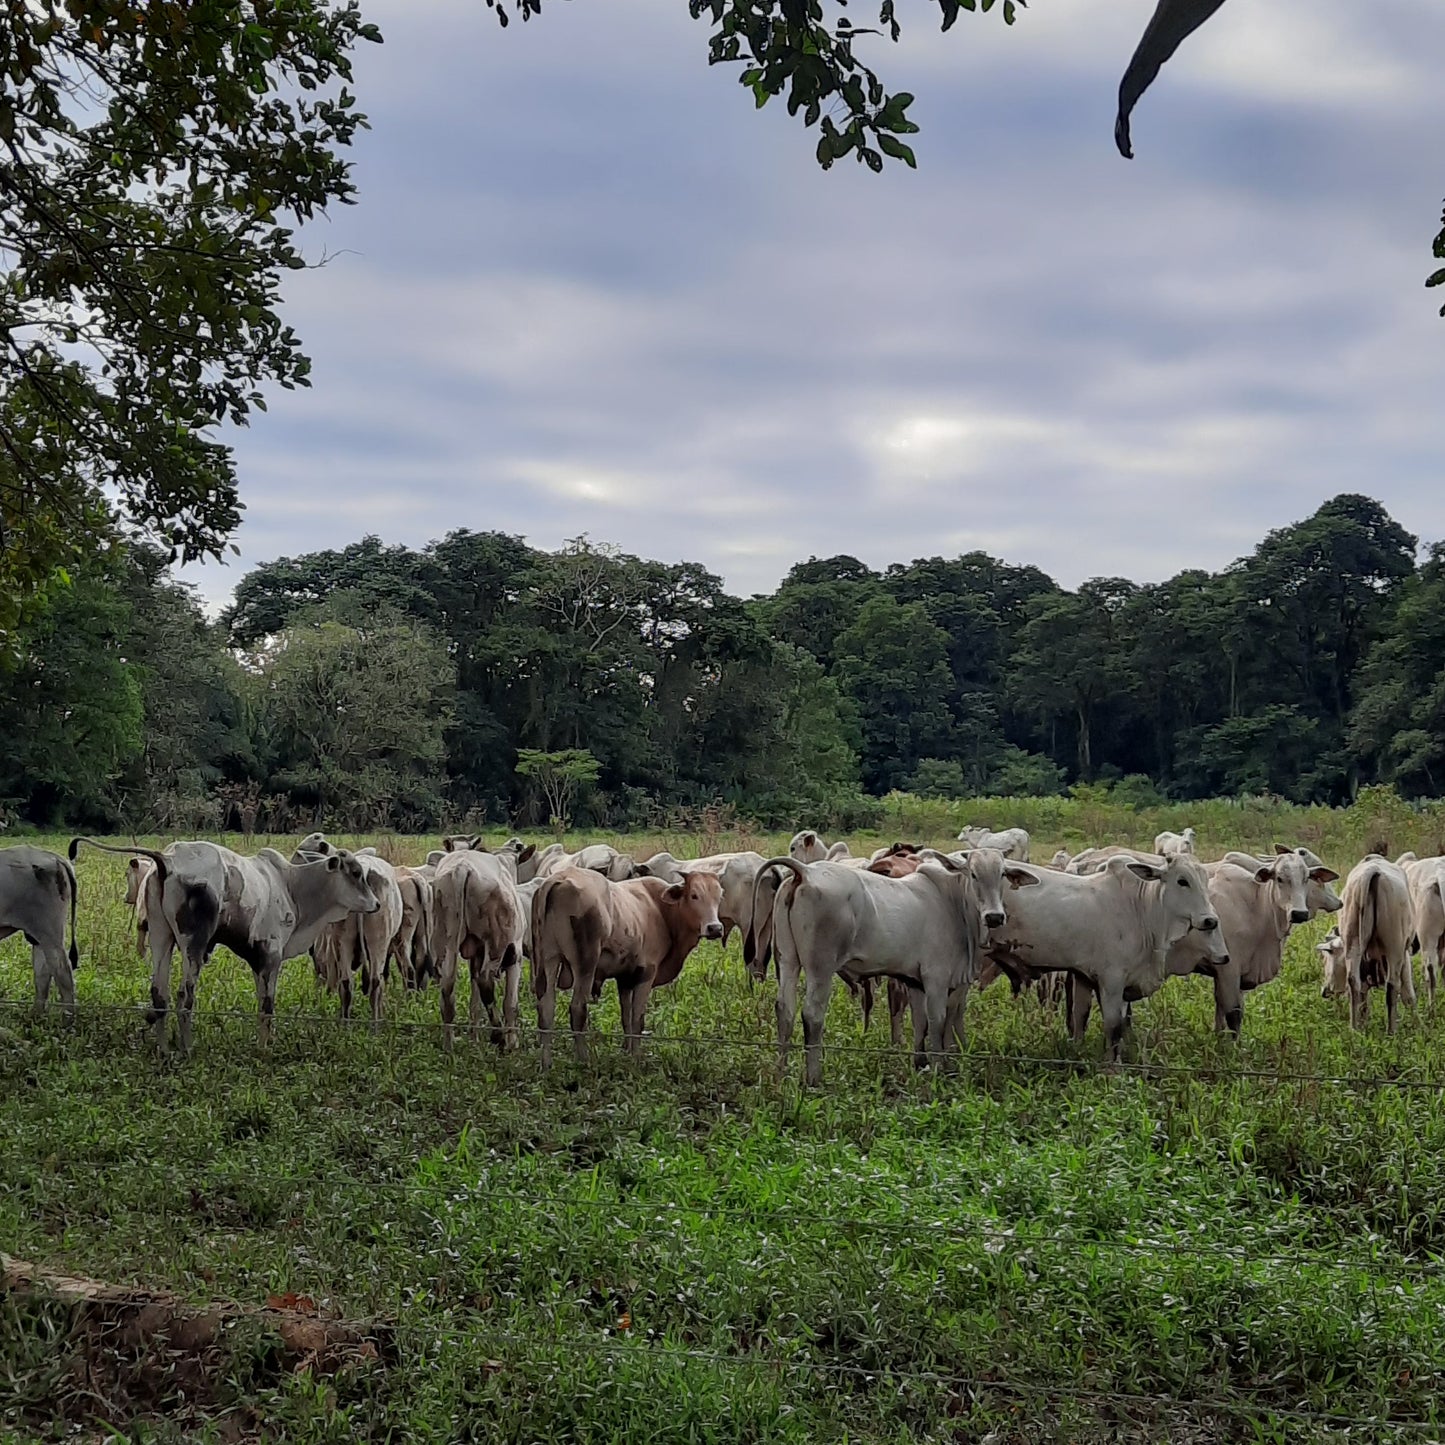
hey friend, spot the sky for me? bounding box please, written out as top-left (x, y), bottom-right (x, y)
top-left (180, 0), bottom-right (1445, 608)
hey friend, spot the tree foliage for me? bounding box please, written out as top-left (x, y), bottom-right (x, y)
top-left (0, 0), bottom-right (381, 641)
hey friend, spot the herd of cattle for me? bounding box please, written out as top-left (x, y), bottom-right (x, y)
top-left (1, 824), bottom-right (1443, 1081)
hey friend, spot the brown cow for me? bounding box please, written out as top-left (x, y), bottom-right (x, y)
top-left (531, 867), bottom-right (723, 1066)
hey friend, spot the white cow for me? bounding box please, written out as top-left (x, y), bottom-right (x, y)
top-left (432, 846), bottom-right (528, 1048)
top-left (1153, 827), bottom-right (1196, 858)
top-left (527, 841), bottom-right (637, 882)
top-left (982, 853), bottom-right (1227, 1060)
top-left (788, 831), bottom-right (850, 865)
top-left (311, 853), bottom-right (405, 1025)
top-left (1072, 849), bottom-right (1340, 1040)
top-left (390, 864), bottom-right (436, 988)
top-left (756, 850), bottom-right (1038, 1084)
top-left (70, 838), bottom-right (380, 1053)
top-left (956, 826), bottom-right (1030, 862)
top-left (0, 845), bottom-right (80, 1015)
top-left (1396, 854), bottom-right (1445, 1002)
top-left (1316, 855), bottom-right (1415, 1032)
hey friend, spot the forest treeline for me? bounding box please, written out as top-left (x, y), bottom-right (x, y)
top-left (2, 493), bottom-right (1443, 832)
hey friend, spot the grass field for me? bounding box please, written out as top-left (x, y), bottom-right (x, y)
top-left (5, 828), bottom-right (1445, 1442)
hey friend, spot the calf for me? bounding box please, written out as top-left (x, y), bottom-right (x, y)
top-left (0, 845), bottom-right (80, 1015)
top-left (1397, 854), bottom-right (1445, 1003)
top-left (983, 854), bottom-right (1227, 1060)
top-left (531, 867), bottom-right (723, 1066)
top-left (432, 847), bottom-right (528, 1049)
top-left (759, 851), bottom-right (1037, 1084)
top-left (956, 826), bottom-right (1030, 862)
top-left (1317, 855), bottom-right (1415, 1031)
top-left (69, 838), bottom-right (379, 1053)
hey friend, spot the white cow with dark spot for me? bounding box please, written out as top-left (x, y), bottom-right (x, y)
top-left (1, 845), bottom-right (79, 1015)
top-left (70, 837), bottom-right (380, 1053)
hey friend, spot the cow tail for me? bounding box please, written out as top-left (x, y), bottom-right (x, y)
top-left (418, 881), bottom-right (436, 981)
top-left (62, 857), bottom-right (80, 967)
top-left (746, 858), bottom-right (805, 974)
top-left (68, 837), bottom-right (169, 886)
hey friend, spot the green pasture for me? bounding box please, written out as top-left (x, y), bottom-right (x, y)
top-left (4, 824), bottom-right (1445, 1442)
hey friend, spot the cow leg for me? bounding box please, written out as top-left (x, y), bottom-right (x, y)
top-left (570, 963), bottom-right (595, 1063)
top-left (536, 972), bottom-right (557, 1069)
top-left (500, 949), bottom-right (521, 1051)
top-left (1066, 974), bottom-right (1093, 1041)
top-left (30, 945), bottom-right (51, 1015)
top-left (801, 969), bottom-right (835, 1088)
top-left (369, 929), bottom-right (386, 1029)
top-left (46, 944), bottom-right (76, 1020)
top-left (1387, 979), bottom-right (1400, 1035)
top-left (1097, 985), bottom-right (1128, 1063)
top-left (1348, 978), bottom-right (1366, 1031)
top-left (338, 962), bottom-right (354, 1023)
top-left (438, 949), bottom-right (459, 1051)
top-left (916, 985), bottom-right (947, 1073)
top-left (468, 958), bottom-right (487, 1045)
top-left (945, 983), bottom-right (969, 1058)
top-left (253, 953), bottom-right (282, 1050)
top-left (890, 981), bottom-right (912, 1050)
top-left (1212, 966), bottom-right (1244, 1037)
top-left (175, 939), bottom-right (208, 1056)
top-left (622, 977), bottom-right (655, 1056)
top-left (775, 951), bottom-right (801, 1072)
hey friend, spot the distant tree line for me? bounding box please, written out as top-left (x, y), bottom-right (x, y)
top-left (2, 493), bottom-right (1442, 832)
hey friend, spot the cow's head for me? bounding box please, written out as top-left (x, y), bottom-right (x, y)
top-left (1119, 853), bottom-right (1227, 968)
top-left (789, 830), bottom-right (826, 864)
top-left (1049, 850), bottom-right (1072, 870)
top-left (607, 853), bottom-right (639, 881)
top-left (1317, 926), bottom-right (1348, 998)
top-left (664, 871), bottom-right (724, 942)
top-left (442, 834), bottom-right (483, 854)
top-left (920, 848), bottom-right (1039, 943)
top-left (124, 856), bottom-right (150, 907)
top-left (637, 852), bottom-right (685, 884)
top-left (1248, 851), bottom-right (1314, 928)
top-left (324, 850), bottom-right (381, 915)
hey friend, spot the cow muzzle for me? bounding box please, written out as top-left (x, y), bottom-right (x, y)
top-left (983, 910), bottom-right (1006, 930)
top-left (1289, 908), bottom-right (1310, 925)
top-left (704, 923), bottom-right (724, 941)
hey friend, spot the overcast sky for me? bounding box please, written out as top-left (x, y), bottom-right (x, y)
top-left (180, 0), bottom-right (1445, 608)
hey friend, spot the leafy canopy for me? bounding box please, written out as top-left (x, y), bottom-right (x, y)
top-left (0, 0), bottom-right (381, 640)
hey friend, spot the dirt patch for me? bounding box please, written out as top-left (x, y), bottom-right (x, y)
top-left (2, 1254), bottom-right (390, 1435)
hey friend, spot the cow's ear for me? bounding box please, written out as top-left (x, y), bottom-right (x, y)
top-left (518, 844), bottom-right (536, 863)
top-left (1004, 865), bottom-right (1041, 889)
top-left (443, 837), bottom-right (457, 852)
top-left (1124, 860), bottom-right (1164, 881)
top-left (1310, 867), bottom-right (1340, 884)
top-left (803, 832), bottom-right (816, 847)
top-left (1274, 844), bottom-right (1291, 856)
top-left (1253, 863), bottom-right (1276, 884)
top-left (662, 883), bottom-right (684, 903)
top-left (326, 854), bottom-right (341, 872)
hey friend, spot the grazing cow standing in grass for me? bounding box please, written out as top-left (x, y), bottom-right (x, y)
top-left (431, 844), bottom-right (529, 1049)
top-left (983, 854), bottom-right (1227, 1061)
top-left (757, 850), bottom-right (1036, 1085)
top-left (956, 826), bottom-right (1031, 862)
top-left (1153, 828), bottom-right (1196, 858)
top-left (530, 867), bottom-right (724, 1066)
top-left (125, 856), bottom-right (156, 957)
top-left (1396, 854), bottom-right (1445, 1004)
top-left (310, 853), bottom-right (404, 1026)
top-left (1317, 855), bottom-right (1415, 1032)
top-left (0, 845), bottom-right (79, 1015)
top-left (391, 865), bottom-right (436, 988)
top-left (69, 838), bottom-right (379, 1053)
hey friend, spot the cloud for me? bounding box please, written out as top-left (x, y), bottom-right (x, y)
top-left (179, 0), bottom-right (1445, 611)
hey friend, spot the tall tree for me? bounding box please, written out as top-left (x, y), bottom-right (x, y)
top-left (0, 2), bottom-right (381, 640)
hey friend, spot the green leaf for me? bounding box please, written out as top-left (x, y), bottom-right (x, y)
top-left (877, 134), bottom-right (917, 168)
